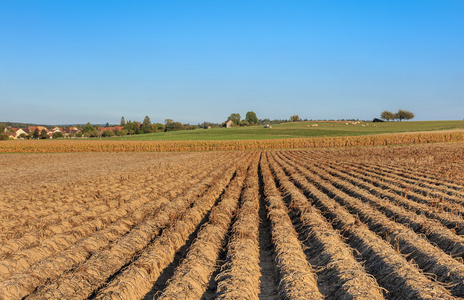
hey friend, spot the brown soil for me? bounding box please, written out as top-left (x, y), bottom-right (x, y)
top-left (2, 144), bottom-right (464, 299)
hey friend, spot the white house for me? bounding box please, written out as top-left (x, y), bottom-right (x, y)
top-left (14, 128), bottom-right (28, 139)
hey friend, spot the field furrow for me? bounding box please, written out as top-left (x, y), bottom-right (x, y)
top-left (277, 151), bottom-right (464, 297)
top-left (272, 151), bottom-right (456, 299)
top-left (284, 151), bottom-right (464, 233)
top-left (351, 159), bottom-right (464, 190)
top-left (155, 153), bottom-right (259, 299)
top-left (0, 153), bottom-right (230, 283)
top-left (317, 159), bottom-right (464, 215)
top-left (260, 153), bottom-right (323, 299)
top-left (1, 154), bottom-right (246, 299)
top-left (2, 143), bottom-right (464, 299)
top-left (337, 161), bottom-right (464, 199)
top-left (0, 152), bottom-right (221, 241)
top-left (316, 162), bottom-right (464, 260)
top-left (24, 157), bottom-right (243, 300)
top-left (91, 154), bottom-right (255, 300)
top-left (215, 154), bottom-right (262, 300)
top-left (267, 152), bottom-right (385, 299)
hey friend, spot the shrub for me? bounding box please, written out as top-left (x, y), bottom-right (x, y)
top-left (239, 120), bottom-right (250, 127)
top-left (101, 130), bottom-right (115, 137)
top-left (53, 132), bottom-right (64, 138)
top-left (117, 129), bottom-right (128, 136)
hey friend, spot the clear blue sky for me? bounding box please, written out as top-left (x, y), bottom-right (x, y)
top-left (1, 1), bottom-right (463, 124)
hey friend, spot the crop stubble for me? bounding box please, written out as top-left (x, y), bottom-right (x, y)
top-left (1, 142), bottom-right (464, 299)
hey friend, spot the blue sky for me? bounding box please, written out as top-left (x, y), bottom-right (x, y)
top-left (1, 1), bottom-right (463, 124)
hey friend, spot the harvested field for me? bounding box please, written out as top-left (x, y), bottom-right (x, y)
top-left (1, 142), bottom-right (464, 299)
top-left (1, 131), bottom-right (464, 153)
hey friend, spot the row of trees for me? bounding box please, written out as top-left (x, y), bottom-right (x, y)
top-left (118, 116), bottom-right (197, 135)
top-left (381, 110), bottom-right (415, 122)
top-left (1, 109), bottom-right (418, 141)
top-left (227, 111), bottom-right (259, 126)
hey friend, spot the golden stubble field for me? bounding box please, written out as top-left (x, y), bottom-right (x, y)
top-left (1, 143), bottom-right (464, 299)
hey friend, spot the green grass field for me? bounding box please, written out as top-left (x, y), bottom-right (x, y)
top-left (111, 120), bottom-right (464, 141)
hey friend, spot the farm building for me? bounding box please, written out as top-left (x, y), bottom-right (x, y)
top-left (222, 120), bottom-right (234, 128)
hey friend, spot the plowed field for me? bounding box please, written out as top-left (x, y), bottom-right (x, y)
top-left (1, 143), bottom-right (464, 299)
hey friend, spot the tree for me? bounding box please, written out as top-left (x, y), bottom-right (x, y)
top-left (165, 121), bottom-right (184, 132)
top-left (380, 111), bottom-right (396, 122)
top-left (120, 116), bottom-right (125, 126)
top-left (141, 116), bottom-right (153, 133)
top-left (117, 129), bottom-right (128, 136)
top-left (245, 111), bottom-right (258, 125)
top-left (258, 118), bottom-right (271, 125)
top-left (83, 122), bottom-right (95, 133)
top-left (153, 123), bottom-right (165, 132)
top-left (52, 132), bottom-right (64, 138)
top-left (142, 115), bottom-right (151, 126)
top-left (101, 130), bottom-right (115, 137)
top-left (40, 129), bottom-right (49, 139)
top-left (227, 113), bottom-right (241, 126)
top-left (290, 115), bottom-right (300, 122)
top-left (124, 121), bottom-right (140, 134)
top-left (84, 130), bottom-right (101, 138)
top-left (239, 120), bottom-right (250, 126)
top-left (0, 134), bottom-right (8, 140)
top-left (396, 109), bottom-right (414, 121)
top-left (33, 128), bottom-right (40, 139)
top-left (0, 123), bottom-right (6, 133)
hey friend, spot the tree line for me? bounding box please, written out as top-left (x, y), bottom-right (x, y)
top-left (380, 110), bottom-right (415, 122)
top-left (80, 116), bottom-right (199, 138)
top-left (227, 111), bottom-right (259, 126)
top-left (1, 108), bottom-right (418, 141)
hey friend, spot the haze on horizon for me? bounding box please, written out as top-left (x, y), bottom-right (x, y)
top-left (1, 1), bottom-right (463, 125)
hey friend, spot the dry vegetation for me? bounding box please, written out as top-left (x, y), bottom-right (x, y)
top-left (1, 131), bottom-right (464, 153)
top-left (1, 142), bottom-right (464, 299)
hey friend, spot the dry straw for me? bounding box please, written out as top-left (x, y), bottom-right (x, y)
top-left (215, 157), bottom-right (261, 300)
top-left (260, 153), bottom-right (323, 299)
top-left (338, 160), bottom-right (464, 203)
top-left (272, 151), bottom-right (455, 299)
top-left (156, 154), bottom-right (256, 299)
top-left (267, 151), bottom-right (384, 299)
top-left (283, 150), bottom-right (464, 233)
top-left (2, 154), bottom-right (246, 299)
top-left (1, 131), bottom-right (463, 153)
top-left (311, 158), bottom-right (464, 258)
top-left (0, 154), bottom-right (199, 244)
top-left (90, 155), bottom-right (248, 299)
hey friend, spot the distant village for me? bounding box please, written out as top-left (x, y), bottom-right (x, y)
top-left (1, 109), bottom-right (400, 140)
top-left (0, 112), bottom-right (266, 140)
top-left (1, 125), bottom-right (124, 140)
